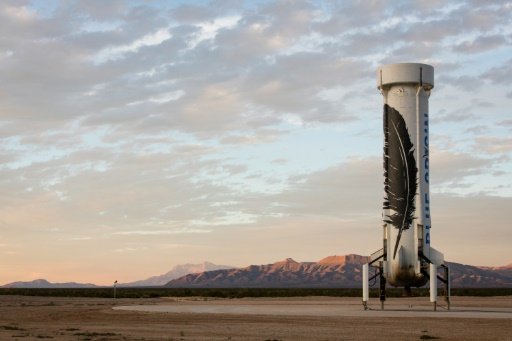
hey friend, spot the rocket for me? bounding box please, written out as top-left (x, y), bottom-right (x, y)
top-left (362, 63), bottom-right (450, 310)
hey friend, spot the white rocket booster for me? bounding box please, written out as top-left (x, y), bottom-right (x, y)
top-left (363, 63), bottom-right (449, 310)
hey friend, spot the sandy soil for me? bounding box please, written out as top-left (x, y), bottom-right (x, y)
top-left (0, 295), bottom-right (511, 340)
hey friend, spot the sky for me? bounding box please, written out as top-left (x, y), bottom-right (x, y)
top-left (0, 0), bottom-right (511, 285)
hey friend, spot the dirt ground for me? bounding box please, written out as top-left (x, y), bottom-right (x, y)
top-left (0, 295), bottom-right (511, 340)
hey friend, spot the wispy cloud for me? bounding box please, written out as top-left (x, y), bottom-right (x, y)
top-left (0, 0), bottom-right (511, 284)
top-left (112, 228), bottom-right (212, 236)
top-left (93, 27), bottom-right (172, 64)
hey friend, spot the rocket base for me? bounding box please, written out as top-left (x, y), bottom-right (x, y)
top-left (361, 249), bottom-right (451, 311)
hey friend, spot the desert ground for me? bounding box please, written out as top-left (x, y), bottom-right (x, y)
top-left (0, 295), bottom-right (511, 340)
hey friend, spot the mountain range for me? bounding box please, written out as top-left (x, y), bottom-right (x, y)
top-left (0, 262), bottom-right (234, 288)
top-left (1, 279), bottom-right (98, 289)
top-left (165, 254), bottom-right (512, 288)
top-left (2, 255), bottom-right (511, 288)
top-left (166, 255), bottom-right (368, 288)
top-left (119, 262), bottom-right (234, 287)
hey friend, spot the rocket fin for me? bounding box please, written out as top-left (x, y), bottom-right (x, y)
top-left (370, 248), bottom-right (384, 264)
top-left (429, 247), bottom-right (444, 266)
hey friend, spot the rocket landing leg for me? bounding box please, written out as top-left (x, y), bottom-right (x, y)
top-left (361, 251), bottom-right (386, 310)
top-left (430, 263), bottom-right (437, 311)
top-left (362, 263), bottom-right (369, 310)
top-left (379, 265), bottom-right (386, 310)
top-left (420, 251), bottom-right (451, 311)
top-left (442, 264), bottom-right (451, 310)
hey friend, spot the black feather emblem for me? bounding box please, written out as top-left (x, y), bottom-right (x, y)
top-left (383, 104), bottom-right (418, 259)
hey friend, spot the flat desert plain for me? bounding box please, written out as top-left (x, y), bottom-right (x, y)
top-left (0, 295), bottom-right (511, 340)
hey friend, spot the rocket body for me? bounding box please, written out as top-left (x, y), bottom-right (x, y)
top-left (362, 63), bottom-right (449, 309)
top-left (377, 63), bottom-right (442, 287)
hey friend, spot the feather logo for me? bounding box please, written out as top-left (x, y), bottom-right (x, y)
top-left (383, 104), bottom-right (418, 259)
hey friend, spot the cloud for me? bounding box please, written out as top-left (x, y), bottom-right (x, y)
top-left (465, 125), bottom-right (489, 134)
top-left (1, 0), bottom-right (511, 284)
top-left (3, 4), bottom-right (37, 21)
top-left (436, 75), bottom-right (482, 93)
top-left (482, 59), bottom-right (512, 85)
top-left (112, 228), bottom-right (212, 235)
top-left (433, 194), bottom-right (512, 265)
top-left (499, 119), bottom-right (512, 127)
top-left (272, 157), bottom-right (382, 218)
top-left (59, 0), bottom-right (127, 21)
top-left (1, 0), bottom-right (509, 134)
top-left (474, 136), bottom-right (512, 154)
top-left (430, 150), bottom-right (496, 187)
top-left (453, 34), bottom-right (509, 54)
top-left (227, 155), bottom-right (512, 266)
top-left (92, 27), bottom-right (172, 64)
top-left (187, 15), bottom-right (241, 49)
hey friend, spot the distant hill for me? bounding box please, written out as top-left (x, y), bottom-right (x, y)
top-left (1, 279), bottom-right (98, 288)
top-left (120, 262), bottom-right (235, 287)
top-left (165, 254), bottom-right (512, 288)
top-left (3, 256), bottom-right (511, 289)
top-left (449, 262), bottom-right (512, 287)
top-left (165, 254), bottom-right (370, 288)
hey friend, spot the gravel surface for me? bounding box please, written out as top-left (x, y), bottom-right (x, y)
top-left (0, 295), bottom-right (511, 340)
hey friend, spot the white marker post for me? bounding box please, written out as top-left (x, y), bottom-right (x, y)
top-left (113, 280), bottom-right (118, 302)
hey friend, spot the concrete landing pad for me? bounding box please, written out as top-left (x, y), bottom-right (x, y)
top-left (114, 297), bottom-right (512, 319)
